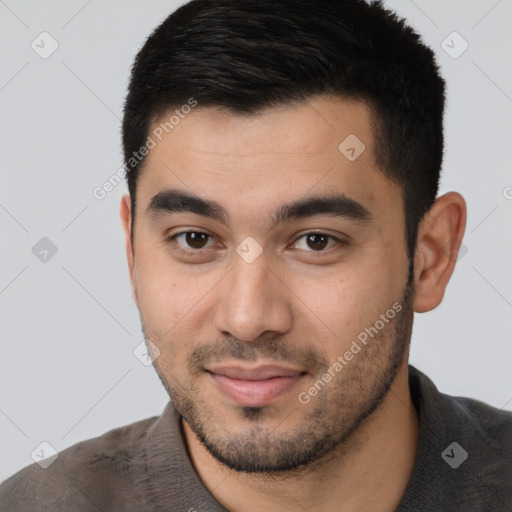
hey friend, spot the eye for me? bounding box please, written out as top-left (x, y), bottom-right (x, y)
top-left (171, 231), bottom-right (217, 251)
top-left (291, 232), bottom-right (345, 252)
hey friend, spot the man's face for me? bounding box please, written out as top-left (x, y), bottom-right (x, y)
top-left (127, 95), bottom-right (415, 473)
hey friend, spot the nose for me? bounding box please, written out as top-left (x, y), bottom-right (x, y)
top-left (213, 251), bottom-right (294, 343)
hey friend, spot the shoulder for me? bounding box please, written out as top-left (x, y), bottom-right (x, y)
top-left (438, 393), bottom-right (512, 507)
top-left (410, 364), bottom-right (512, 450)
top-left (433, 381), bottom-right (512, 460)
top-left (404, 366), bottom-right (512, 509)
top-left (449, 393), bottom-right (512, 443)
top-left (0, 414), bottom-right (159, 511)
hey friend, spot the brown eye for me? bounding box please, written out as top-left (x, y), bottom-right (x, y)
top-left (306, 234), bottom-right (329, 251)
top-left (185, 232), bottom-right (208, 249)
top-left (292, 233), bottom-right (341, 252)
top-left (172, 231), bottom-right (215, 250)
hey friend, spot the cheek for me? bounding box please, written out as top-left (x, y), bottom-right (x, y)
top-left (303, 280), bottom-right (380, 349)
top-left (133, 247), bottom-right (186, 338)
top-left (133, 247), bottom-right (221, 346)
top-left (294, 257), bottom-right (402, 354)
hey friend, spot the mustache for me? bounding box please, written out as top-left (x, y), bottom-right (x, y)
top-left (188, 336), bottom-right (328, 375)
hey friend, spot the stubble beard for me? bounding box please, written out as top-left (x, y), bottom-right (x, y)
top-left (144, 267), bottom-right (415, 476)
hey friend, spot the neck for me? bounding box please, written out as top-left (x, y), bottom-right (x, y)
top-left (182, 361), bottom-right (419, 512)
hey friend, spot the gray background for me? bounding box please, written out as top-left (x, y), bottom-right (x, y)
top-left (1, 0), bottom-right (511, 482)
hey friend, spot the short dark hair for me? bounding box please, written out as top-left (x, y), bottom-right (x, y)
top-left (122, 0), bottom-right (446, 261)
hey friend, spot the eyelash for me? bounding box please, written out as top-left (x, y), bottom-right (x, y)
top-left (167, 231), bottom-right (348, 255)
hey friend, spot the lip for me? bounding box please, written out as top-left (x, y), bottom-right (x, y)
top-left (206, 364), bottom-right (306, 406)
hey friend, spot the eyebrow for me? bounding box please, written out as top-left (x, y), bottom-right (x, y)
top-left (147, 188), bottom-right (373, 228)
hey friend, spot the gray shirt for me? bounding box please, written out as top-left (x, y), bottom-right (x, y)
top-left (1, 365), bottom-right (511, 511)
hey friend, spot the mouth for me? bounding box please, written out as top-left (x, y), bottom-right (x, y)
top-left (205, 364), bottom-right (307, 407)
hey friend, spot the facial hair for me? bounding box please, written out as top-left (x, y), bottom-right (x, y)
top-left (143, 262), bottom-right (416, 476)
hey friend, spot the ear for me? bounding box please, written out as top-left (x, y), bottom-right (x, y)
top-left (412, 192), bottom-right (467, 313)
top-left (120, 194), bottom-right (137, 304)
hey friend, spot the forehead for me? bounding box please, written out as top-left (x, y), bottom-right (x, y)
top-left (136, 95), bottom-right (402, 226)
top-left (149, 95), bottom-right (374, 159)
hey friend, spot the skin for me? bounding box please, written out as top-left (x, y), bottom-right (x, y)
top-left (120, 95), bottom-right (466, 511)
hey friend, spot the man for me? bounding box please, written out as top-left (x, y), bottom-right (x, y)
top-left (1, 0), bottom-right (510, 510)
